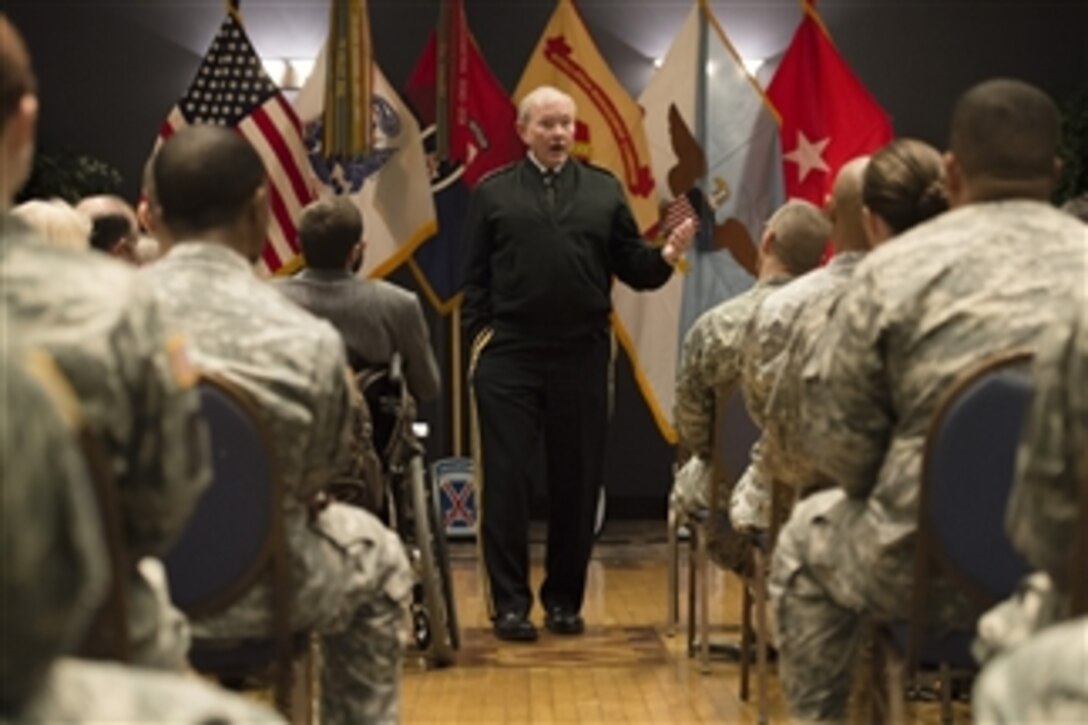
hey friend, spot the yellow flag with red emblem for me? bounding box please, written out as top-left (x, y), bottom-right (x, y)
top-left (514, 0), bottom-right (658, 230)
top-left (514, 0), bottom-right (685, 442)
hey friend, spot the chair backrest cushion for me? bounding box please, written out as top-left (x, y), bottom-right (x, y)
top-left (924, 357), bottom-right (1034, 605)
top-left (162, 378), bottom-right (275, 616)
top-left (715, 385), bottom-right (761, 485)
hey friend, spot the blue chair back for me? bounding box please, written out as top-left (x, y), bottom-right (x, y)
top-left (922, 351), bottom-right (1034, 608)
top-left (162, 374), bottom-right (279, 618)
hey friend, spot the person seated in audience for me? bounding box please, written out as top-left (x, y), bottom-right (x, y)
top-left (973, 299), bottom-right (1087, 721)
top-left (670, 199), bottom-right (828, 570)
top-left (132, 233), bottom-right (161, 265)
top-left (732, 139), bottom-right (950, 531)
top-left (272, 196), bottom-right (440, 403)
top-left (731, 156), bottom-right (872, 532)
top-left (768, 77), bottom-right (1086, 722)
top-left (142, 124), bottom-right (413, 725)
top-left (77, 193), bottom-right (140, 264)
top-left (11, 197), bottom-right (90, 249)
top-left (1, 345), bottom-right (284, 724)
top-left (861, 137), bottom-right (950, 245)
top-left (1060, 192), bottom-right (1088, 222)
top-left (0, 13), bottom-right (208, 671)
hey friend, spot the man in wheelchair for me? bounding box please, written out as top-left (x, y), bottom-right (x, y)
top-left (272, 198), bottom-right (454, 666)
top-left (337, 355), bottom-right (460, 667)
top-left (272, 196), bottom-right (440, 407)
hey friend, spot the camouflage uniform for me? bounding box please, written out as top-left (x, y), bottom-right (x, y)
top-left (143, 243), bottom-right (413, 724)
top-left (731, 253), bottom-right (865, 529)
top-left (972, 293), bottom-right (1087, 713)
top-left (769, 201), bottom-right (1088, 721)
top-left (1, 349), bottom-right (282, 724)
top-left (0, 214), bottom-right (208, 670)
top-left (673, 278), bottom-right (789, 462)
top-left (1006, 300), bottom-right (1087, 597)
top-left (1, 349), bottom-right (106, 713)
top-left (972, 615), bottom-right (1088, 724)
top-left (671, 278), bottom-right (788, 569)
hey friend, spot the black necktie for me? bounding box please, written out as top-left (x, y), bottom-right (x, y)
top-left (542, 169), bottom-right (557, 209)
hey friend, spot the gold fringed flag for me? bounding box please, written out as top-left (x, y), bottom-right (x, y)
top-left (515, 0), bottom-right (681, 440)
top-left (323, 0), bottom-right (373, 157)
top-left (295, 25), bottom-right (437, 279)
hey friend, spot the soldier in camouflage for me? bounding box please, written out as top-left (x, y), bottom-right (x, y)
top-left (1, 344), bottom-right (282, 723)
top-left (733, 140), bottom-right (950, 530)
top-left (1005, 296), bottom-right (1087, 613)
top-left (671, 200), bottom-right (828, 568)
top-left (972, 290), bottom-right (1087, 720)
top-left (731, 163), bottom-right (864, 531)
top-left (143, 124), bottom-right (413, 724)
top-left (0, 14), bottom-right (207, 671)
top-left (769, 79), bottom-right (1088, 721)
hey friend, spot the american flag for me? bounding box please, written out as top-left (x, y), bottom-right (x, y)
top-left (155, 10), bottom-right (315, 275)
top-left (662, 190), bottom-right (701, 238)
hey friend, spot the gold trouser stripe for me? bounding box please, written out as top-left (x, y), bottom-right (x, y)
top-left (466, 327), bottom-right (495, 618)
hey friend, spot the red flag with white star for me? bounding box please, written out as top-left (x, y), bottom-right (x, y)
top-left (767, 0), bottom-right (892, 205)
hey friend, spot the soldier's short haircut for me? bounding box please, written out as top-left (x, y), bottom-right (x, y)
top-left (298, 197), bottom-right (362, 270)
top-left (88, 214), bottom-right (133, 252)
top-left (950, 79), bottom-right (1059, 183)
top-left (0, 15), bottom-right (35, 128)
top-left (518, 85), bottom-right (577, 125)
top-left (766, 199), bottom-right (831, 276)
top-left (153, 125), bottom-right (266, 237)
top-left (864, 138), bottom-right (949, 235)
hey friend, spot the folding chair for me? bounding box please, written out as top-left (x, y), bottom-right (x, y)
top-left (681, 384), bottom-right (760, 673)
top-left (739, 478), bottom-right (792, 725)
top-left (162, 373), bottom-right (315, 723)
top-left (871, 350), bottom-right (1034, 724)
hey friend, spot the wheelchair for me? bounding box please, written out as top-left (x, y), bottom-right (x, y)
top-left (345, 355), bottom-right (459, 668)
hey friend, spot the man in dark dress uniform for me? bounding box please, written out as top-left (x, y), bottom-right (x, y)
top-left (462, 85), bottom-right (695, 642)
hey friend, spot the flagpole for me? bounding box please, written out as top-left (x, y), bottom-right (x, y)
top-left (800, 0), bottom-right (832, 39)
top-left (436, 0), bottom-right (450, 160)
top-left (451, 306), bottom-right (463, 457)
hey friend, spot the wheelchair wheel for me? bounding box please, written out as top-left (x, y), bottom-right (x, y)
top-left (427, 474), bottom-right (461, 651)
top-left (406, 455), bottom-right (456, 667)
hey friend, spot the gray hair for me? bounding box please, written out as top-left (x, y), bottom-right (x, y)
top-left (517, 85), bottom-right (576, 125)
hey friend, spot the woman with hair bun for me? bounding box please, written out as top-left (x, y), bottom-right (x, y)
top-left (862, 137), bottom-right (949, 244)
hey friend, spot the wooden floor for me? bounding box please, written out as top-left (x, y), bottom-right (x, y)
top-left (401, 521), bottom-right (971, 724)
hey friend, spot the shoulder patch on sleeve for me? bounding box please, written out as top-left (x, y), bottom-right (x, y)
top-left (166, 334), bottom-right (199, 390)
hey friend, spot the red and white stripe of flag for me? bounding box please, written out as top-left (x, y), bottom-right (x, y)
top-left (156, 96), bottom-right (315, 276)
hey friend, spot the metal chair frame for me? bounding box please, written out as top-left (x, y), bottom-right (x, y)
top-left (872, 350), bottom-right (1034, 724)
top-left (667, 385), bottom-right (759, 674)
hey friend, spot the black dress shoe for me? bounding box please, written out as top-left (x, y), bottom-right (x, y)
top-left (544, 607), bottom-right (585, 635)
top-left (493, 611), bottom-right (538, 642)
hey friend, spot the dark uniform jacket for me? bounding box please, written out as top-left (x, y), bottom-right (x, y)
top-left (461, 158), bottom-right (673, 342)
